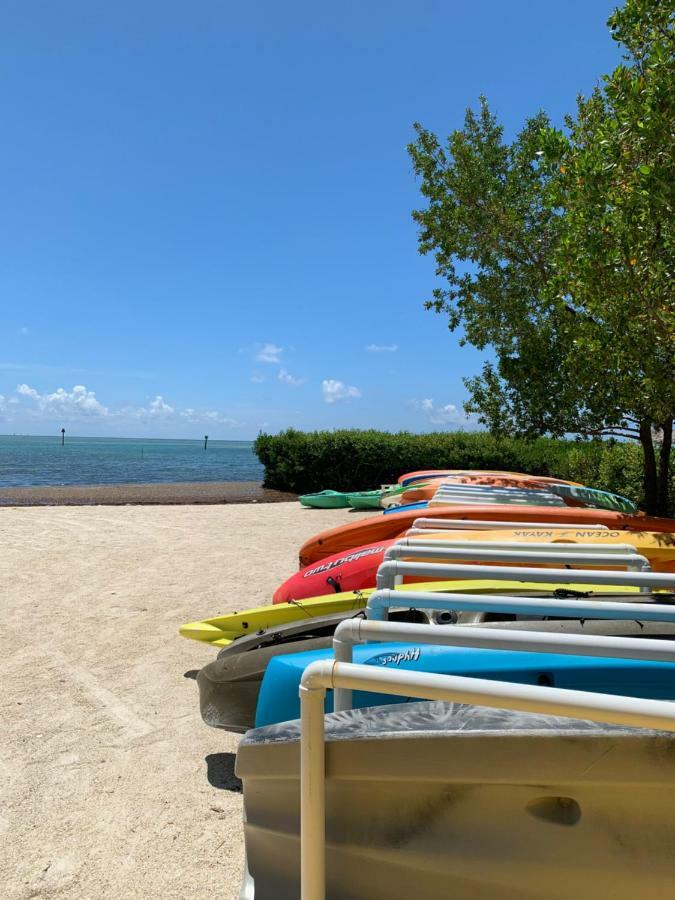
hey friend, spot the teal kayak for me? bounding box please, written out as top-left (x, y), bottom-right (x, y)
top-left (299, 490), bottom-right (351, 509)
top-left (346, 490), bottom-right (387, 510)
top-left (550, 483), bottom-right (638, 514)
top-left (347, 482), bottom-right (432, 510)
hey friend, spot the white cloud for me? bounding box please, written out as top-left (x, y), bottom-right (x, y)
top-left (365, 343), bottom-right (398, 353)
top-left (148, 395), bottom-right (175, 416)
top-left (322, 379), bottom-right (361, 404)
top-left (12, 383), bottom-right (239, 428)
top-left (17, 383), bottom-right (40, 400)
top-left (256, 343), bottom-right (283, 363)
top-left (17, 383), bottom-right (109, 417)
top-left (413, 398), bottom-right (471, 426)
top-left (278, 368), bottom-right (305, 386)
top-left (181, 407), bottom-right (238, 426)
top-left (250, 374), bottom-right (265, 383)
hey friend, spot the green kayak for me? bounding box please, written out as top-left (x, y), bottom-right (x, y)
top-left (299, 490), bottom-right (351, 509)
top-left (346, 482), bottom-right (432, 510)
top-left (345, 490), bottom-right (386, 510)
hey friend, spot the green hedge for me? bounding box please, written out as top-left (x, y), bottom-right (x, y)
top-left (254, 428), bottom-right (674, 513)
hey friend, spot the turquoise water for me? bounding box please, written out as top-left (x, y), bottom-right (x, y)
top-left (0, 435), bottom-right (263, 488)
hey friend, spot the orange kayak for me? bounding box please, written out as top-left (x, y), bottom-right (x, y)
top-left (277, 527), bottom-right (675, 603)
top-left (401, 475), bottom-right (584, 504)
top-left (298, 503), bottom-right (675, 567)
top-left (399, 469), bottom-right (526, 486)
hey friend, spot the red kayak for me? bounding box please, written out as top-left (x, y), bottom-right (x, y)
top-left (273, 539), bottom-right (397, 603)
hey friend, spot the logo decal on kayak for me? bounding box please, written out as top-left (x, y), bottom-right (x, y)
top-left (303, 546), bottom-right (387, 578)
top-left (368, 647), bottom-right (421, 667)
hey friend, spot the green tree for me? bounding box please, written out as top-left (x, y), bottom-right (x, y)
top-left (408, 0), bottom-right (674, 514)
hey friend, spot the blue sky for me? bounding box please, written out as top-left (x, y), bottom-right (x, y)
top-left (0, 0), bottom-right (621, 438)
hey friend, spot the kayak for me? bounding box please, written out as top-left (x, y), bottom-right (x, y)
top-left (273, 528), bottom-right (675, 603)
top-left (346, 490), bottom-right (388, 510)
top-left (299, 490), bottom-right (351, 509)
top-left (181, 579), bottom-right (466, 648)
top-left (298, 504), bottom-right (675, 567)
top-left (551, 483), bottom-right (637, 514)
top-left (346, 482), bottom-right (431, 510)
top-left (419, 527), bottom-right (675, 571)
top-left (399, 480), bottom-right (635, 513)
top-left (398, 470), bottom-right (533, 487)
top-left (383, 500), bottom-right (429, 514)
top-left (398, 470), bottom-right (583, 488)
top-left (180, 578), bottom-right (647, 649)
top-left (198, 596), bottom-right (666, 734)
top-left (255, 629), bottom-right (675, 728)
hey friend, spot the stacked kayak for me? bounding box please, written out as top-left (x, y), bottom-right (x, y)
top-left (298, 489), bottom-right (351, 509)
top-left (298, 503), bottom-right (675, 566)
top-left (272, 527), bottom-right (675, 603)
top-left (180, 465), bottom-right (675, 897)
top-left (300, 482), bottom-right (430, 510)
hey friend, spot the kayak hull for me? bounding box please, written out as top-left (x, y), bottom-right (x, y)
top-left (256, 635), bottom-right (675, 728)
top-left (274, 527), bottom-right (675, 603)
top-left (181, 580), bottom-right (643, 648)
top-left (298, 504), bottom-right (675, 567)
top-left (197, 599), bottom-right (668, 734)
top-left (299, 490), bottom-right (351, 509)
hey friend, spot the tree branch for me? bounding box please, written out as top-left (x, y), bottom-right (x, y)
top-left (582, 427), bottom-right (641, 439)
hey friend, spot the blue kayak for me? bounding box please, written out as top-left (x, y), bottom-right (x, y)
top-left (254, 641), bottom-right (675, 728)
top-left (383, 500), bottom-right (429, 515)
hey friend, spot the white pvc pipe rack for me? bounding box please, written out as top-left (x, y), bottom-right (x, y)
top-left (366, 588), bottom-right (675, 623)
top-left (331, 617), bottom-right (675, 711)
top-left (400, 537), bottom-right (641, 555)
top-left (408, 517), bottom-right (610, 532)
top-left (374, 560), bottom-right (675, 593)
top-left (299, 658), bottom-right (675, 900)
top-left (382, 542), bottom-right (649, 572)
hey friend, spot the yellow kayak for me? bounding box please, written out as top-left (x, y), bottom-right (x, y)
top-left (179, 578), bottom-right (641, 648)
top-left (412, 528), bottom-right (675, 571)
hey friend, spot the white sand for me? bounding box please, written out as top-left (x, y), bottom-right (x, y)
top-left (1, 503), bottom-right (362, 899)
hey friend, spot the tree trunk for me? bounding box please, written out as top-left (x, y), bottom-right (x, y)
top-left (639, 420), bottom-right (658, 515)
top-left (657, 417), bottom-right (673, 517)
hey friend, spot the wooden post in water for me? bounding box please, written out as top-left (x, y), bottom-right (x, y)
top-left (204, 434), bottom-right (209, 450)
top-left (61, 427), bottom-right (65, 446)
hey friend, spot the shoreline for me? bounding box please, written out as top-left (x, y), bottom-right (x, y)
top-left (0, 480), bottom-right (297, 507)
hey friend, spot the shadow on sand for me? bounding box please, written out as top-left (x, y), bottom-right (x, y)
top-left (206, 752), bottom-right (242, 793)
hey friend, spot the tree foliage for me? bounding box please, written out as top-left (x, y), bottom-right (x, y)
top-left (408, 0), bottom-right (674, 513)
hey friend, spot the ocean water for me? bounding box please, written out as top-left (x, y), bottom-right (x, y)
top-left (0, 435), bottom-right (263, 488)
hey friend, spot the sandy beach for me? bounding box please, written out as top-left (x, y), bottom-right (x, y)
top-left (1, 502), bottom-right (364, 899)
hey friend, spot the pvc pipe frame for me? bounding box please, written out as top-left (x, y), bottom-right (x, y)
top-left (383, 542), bottom-right (651, 593)
top-left (331, 618), bottom-right (675, 712)
top-left (366, 588), bottom-right (675, 624)
top-left (374, 561), bottom-right (675, 593)
top-left (400, 537), bottom-right (642, 554)
top-left (299, 659), bottom-right (675, 900)
top-left (408, 518), bottom-right (610, 531)
top-left (382, 543), bottom-right (650, 572)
